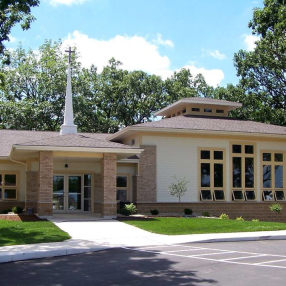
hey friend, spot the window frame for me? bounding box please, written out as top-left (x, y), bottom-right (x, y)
top-left (0, 171), bottom-right (18, 201)
top-left (198, 148), bottom-right (226, 202)
top-left (116, 174), bottom-right (130, 202)
top-left (261, 150), bottom-right (285, 202)
top-left (230, 142), bottom-right (256, 201)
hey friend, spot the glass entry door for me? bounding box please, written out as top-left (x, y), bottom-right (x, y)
top-left (53, 174), bottom-right (91, 213)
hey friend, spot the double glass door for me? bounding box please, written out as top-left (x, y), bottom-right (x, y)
top-left (53, 174), bottom-right (91, 212)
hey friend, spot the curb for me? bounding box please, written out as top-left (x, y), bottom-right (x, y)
top-left (192, 235), bottom-right (286, 243)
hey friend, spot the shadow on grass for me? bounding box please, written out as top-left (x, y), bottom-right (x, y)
top-left (0, 248), bottom-right (217, 286)
top-left (117, 217), bottom-right (159, 221)
top-left (0, 225), bottom-right (69, 246)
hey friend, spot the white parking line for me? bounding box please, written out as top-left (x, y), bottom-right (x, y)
top-left (124, 245), bottom-right (286, 270)
top-left (167, 248), bottom-right (210, 253)
top-left (222, 254), bottom-right (267, 261)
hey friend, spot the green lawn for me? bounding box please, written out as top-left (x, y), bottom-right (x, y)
top-left (0, 220), bottom-right (70, 246)
top-left (123, 217), bottom-right (286, 235)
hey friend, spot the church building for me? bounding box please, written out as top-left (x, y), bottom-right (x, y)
top-left (1, 52), bottom-right (286, 221)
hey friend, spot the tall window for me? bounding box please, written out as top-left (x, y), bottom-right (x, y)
top-left (116, 175), bottom-right (128, 202)
top-left (262, 152), bottom-right (285, 201)
top-left (199, 149), bottom-right (225, 201)
top-left (0, 173), bottom-right (17, 200)
top-left (231, 143), bottom-right (256, 201)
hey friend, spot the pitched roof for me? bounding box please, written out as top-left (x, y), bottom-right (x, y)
top-left (0, 130), bottom-right (137, 157)
top-left (110, 115), bottom-right (286, 139)
top-left (155, 97), bottom-right (242, 116)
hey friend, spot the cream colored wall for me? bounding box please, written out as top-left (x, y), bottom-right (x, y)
top-left (53, 160), bottom-right (101, 174)
top-left (0, 162), bottom-right (26, 201)
top-left (141, 135), bottom-right (286, 203)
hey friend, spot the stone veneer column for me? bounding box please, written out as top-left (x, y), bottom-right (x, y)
top-left (136, 145), bottom-right (157, 203)
top-left (26, 171), bottom-right (39, 212)
top-left (38, 151), bottom-right (53, 216)
top-left (101, 153), bottom-right (117, 217)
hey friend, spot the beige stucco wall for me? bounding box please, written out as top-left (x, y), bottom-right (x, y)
top-left (0, 161), bottom-right (26, 201)
top-left (53, 159), bottom-right (101, 174)
top-left (141, 135), bottom-right (286, 203)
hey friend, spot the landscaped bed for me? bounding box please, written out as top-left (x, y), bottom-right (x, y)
top-left (0, 220), bottom-right (70, 246)
top-left (123, 217), bottom-right (286, 235)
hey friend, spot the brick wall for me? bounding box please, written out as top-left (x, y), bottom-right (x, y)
top-left (38, 151), bottom-right (53, 216)
top-left (137, 145), bottom-right (156, 203)
top-left (0, 201), bottom-right (25, 212)
top-left (136, 202), bottom-right (286, 222)
top-left (26, 171), bottom-right (39, 212)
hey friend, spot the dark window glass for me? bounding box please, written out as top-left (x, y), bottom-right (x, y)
top-left (245, 145), bottom-right (254, 154)
top-left (117, 176), bottom-right (127, 188)
top-left (4, 174), bottom-right (16, 186)
top-left (4, 189), bottom-right (16, 199)
top-left (214, 151), bottom-right (223, 160)
top-left (263, 165), bottom-right (272, 188)
top-left (53, 176), bottom-right (64, 194)
top-left (245, 191), bottom-right (256, 200)
top-left (232, 190), bottom-right (244, 200)
top-left (200, 150), bottom-right (210, 159)
top-left (84, 174), bottom-right (92, 186)
top-left (0, 175), bottom-right (2, 185)
top-left (232, 145), bottom-right (241, 153)
top-left (201, 163), bottom-right (210, 187)
top-left (233, 157), bottom-right (242, 188)
top-left (204, 108), bottom-right (212, 113)
top-left (200, 190), bottom-right (212, 200)
top-left (84, 200), bottom-right (91, 211)
top-left (116, 189), bottom-right (127, 201)
top-left (263, 153), bottom-right (271, 161)
top-left (182, 108), bottom-right (186, 113)
top-left (275, 153), bottom-right (283, 162)
top-left (68, 176), bottom-right (81, 193)
top-left (192, 108), bottom-right (200, 112)
top-left (0, 188), bottom-right (1, 199)
top-left (216, 109), bottom-right (224, 114)
top-left (275, 166), bottom-right (283, 188)
top-left (245, 158), bottom-right (254, 188)
top-left (275, 191), bottom-right (285, 201)
top-left (84, 187), bottom-right (91, 198)
top-left (214, 164), bottom-right (223, 187)
top-left (214, 190), bottom-right (224, 200)
top-left (263, 190), bottom-right (273, 201)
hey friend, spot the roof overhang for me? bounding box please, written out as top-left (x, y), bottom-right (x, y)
top-left (109, 126), bottom-right (286, 141)
top-left (12, 144), bottom-right (143, 155)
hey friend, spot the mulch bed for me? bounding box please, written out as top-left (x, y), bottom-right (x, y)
top-left (0, 214), bottom-right (43, 222)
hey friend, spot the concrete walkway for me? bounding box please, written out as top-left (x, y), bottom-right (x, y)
top-left (1, 215), bottom-right (286, 264)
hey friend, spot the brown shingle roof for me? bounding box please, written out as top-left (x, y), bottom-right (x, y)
top-left (0, 130), bottom-right (135, 157)
top-left (133, 115), bottom-right (286, 136)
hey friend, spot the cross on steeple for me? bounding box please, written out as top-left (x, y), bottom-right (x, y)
top-left (65, 47), bottom-right (75, 64)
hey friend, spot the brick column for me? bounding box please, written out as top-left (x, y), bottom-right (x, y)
top-left (102, 153), bottom-right (117, 217)
top-left (26, 171), bottom-right (39, 212)
top-left (38, 151), bottom-right (53, 216)
top-left (137, 145), bottom-right (157, 203)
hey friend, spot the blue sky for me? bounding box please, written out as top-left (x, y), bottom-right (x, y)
top-left (6, 0), bottom-right (263, 87)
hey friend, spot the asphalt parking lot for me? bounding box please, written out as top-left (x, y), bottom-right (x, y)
top-left (1, 240), bottom-right (286, 286)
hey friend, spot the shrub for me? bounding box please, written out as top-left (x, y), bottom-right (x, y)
top-left (202, 211), bottom-right (210, 217)
top-left (252, 219), bottom-right (259, 222)
top-left (0, 209), bottom-right (12, 214)
top-left (236, 216), bottom-right (244, 221)
top-left (219, 213), bottom-right (229, 220)
top-left (184, 208), bottom-right (192, 215)
top-left (270, 203), bottom-right (283, 214)
top-left (12, 206), bottom-right (23, 214)
top-left (120, 203), bottom-right (137, 216)
top-left (150, 209), bottom-right (159, 215)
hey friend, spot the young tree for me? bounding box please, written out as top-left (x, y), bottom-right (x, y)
top-left (168, 176), bottom-right (189, 202)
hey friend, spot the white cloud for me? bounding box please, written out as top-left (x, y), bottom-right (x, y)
top-left (62, 31), bottom-right (224, 86)
top-left (243, 34), bottom-right (260, 51)
top-left (8, 35), bottom-right (17, 43)
top-left (153, 33), bottom-right (174, 48)
top-left (63, 31), bottom-right (172, 78)
top-left (208, 50), bottom-right (226, 60)
top-left (49, 0), bottom-right (88, 6)
top-left (181, 65), bottom-right (224, 87)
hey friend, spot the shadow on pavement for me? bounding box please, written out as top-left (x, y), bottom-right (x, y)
top-left (0, 248), bottom-right (217, 286)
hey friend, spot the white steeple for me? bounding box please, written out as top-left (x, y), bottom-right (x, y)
top-left (60, 47), bottom-right (77, 135)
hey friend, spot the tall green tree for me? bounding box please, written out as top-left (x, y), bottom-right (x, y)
top-left (233, 0), bottom-right (286, 125)
top-left (0, 0), bottom-right (39, 54)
